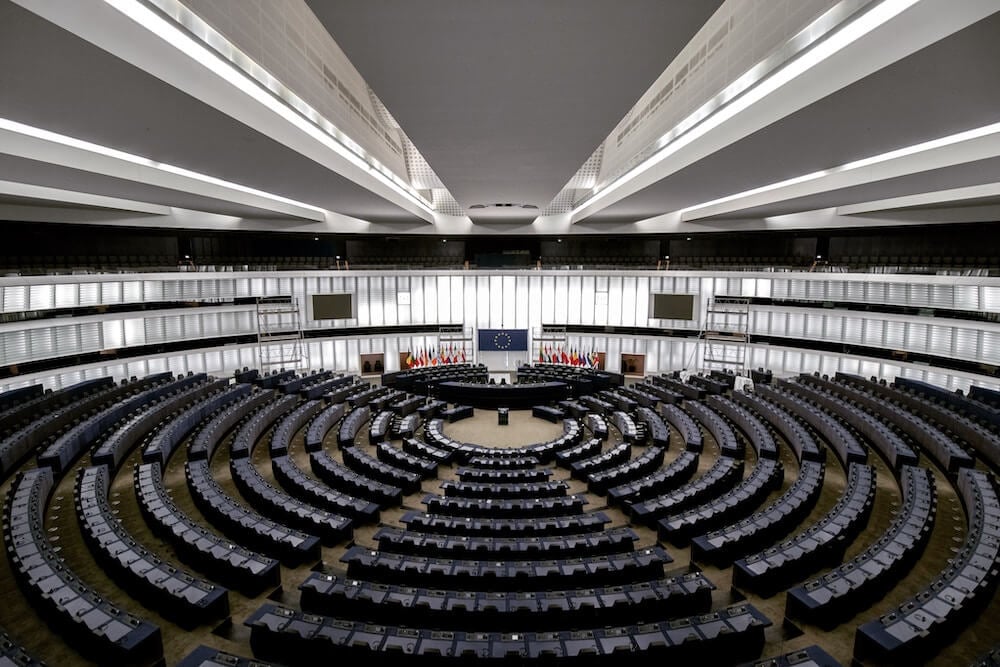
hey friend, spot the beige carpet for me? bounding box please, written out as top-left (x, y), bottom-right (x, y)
top-left (442, 408), bottom-right (564, 447)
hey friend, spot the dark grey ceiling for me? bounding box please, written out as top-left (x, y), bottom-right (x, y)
top-left (587, 12), bottom-right (1000, 224)
top-left (0, 1), bottom-right (420, 223)
top-left (308, 0), bottom-right (725, 214)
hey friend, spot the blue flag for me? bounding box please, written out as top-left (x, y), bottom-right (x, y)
top-left (478, 329), bottom-right (529, 351)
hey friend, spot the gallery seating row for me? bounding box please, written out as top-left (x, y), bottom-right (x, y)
top-left (684, 402), bottom-right (744, 458)
top-left (37, 372), bottom-right (184, 475)
top-left (378, 441), bottom-right (439, 477)
top-left (135, 462), bottom-right (280, 593)
top-left (740, 645), bottom-right (841, 667)
top-left (731, 392), bottom-right (825, 463)
top-left (2, 377), bottom-right (117, 478)
top-left (391, 394), bottom-right (425, 416)
top-left (466, 454), bottom-right (541, 469)
top-left (418, 399), bottom-right (447, 419)
top-left (557, 399), bottom-right (588, 419)
top-left (515, 419), bottom-right (584, 463)
top-left (691, 460), bottom-right (825, 566)
top-left (339, 405), bottom-right (372, 447)
top-left (309, 450), bottom-right (403, 508)
top-left (895, 376), bottom-right (1000, 430)
top-left (230, 456), bottom-right (353, 544)
top-left (781, 379), bottom-right (917, 472)
top-left (653, 376), bottom-right (705, 400)
top-left (689, 375), bottom-right (729, 396)
top-left (587, 446), bottom-right (665, 496)
top-left (607, 450), bottom-right (700, 506)
top-left (179, 645), bottom-right (275, 667)
top-left (0, 628), bottom-right (45, 667)
top-left (273, 454), bottom-right (383, 520)
top-left (399, 510), bottom-right (610, 537)
top-left (658, 458), bottom-right (783, 546)
top-left (404, 437), bottom-right (454, 463)
top-left (187, 391), bottom-right (276, 461)
top-left (441, 404), bottom-right (475, 421)
top-left (706, 396), bottom-right (780, 460)
top-left (4, 467), bottom-right (163, 665)
top-left (868, 380), bottom-right (997, 472)
top-left (569, 441), bottom-right (631, 479)
top-left (347, 385), bottom-right (389, 408)
top-left (584, 413), bottom-right (609, 439)
top-left (422, 494), bottom-right (587, 519)
top-left (93, 376), bottom-right (228, 470)
top-left (185, 459), bottom-right (321, 564)
top-left (245, 602), bottom-right (770, 665)
top-left (532, 405), bottom-right (564, 422)
top-left (632, 381), bottom-right (683, 405)
top-left (785, 464), bottom-right (936, 627)
top-left (617, 386), bottom-right (655, 409)
top-left (610, 410), bottom-right (640, 443)
top-left (440, 479), bottom-right (569, 499)
top-left (895, 376), bottom-right (1000, 470)
top-left (304, 401), bottom-right (347, 451)
top-left (300, 373), bottom-right (354, 400)
top-left (556, 437), bottom-right (603, 466)
top-left (342, 444), bottom-right (422, 493)
top-left (634, 406), bottom-right (670, 448)
top-left (370, 410), bottom-right (394, 443)
top-left (253, 369), bottom-right (296, 389)
top-left (629, 457), bottom-right (744, 525)
top-left (457, 465), bottom-right (548, 483)
top-left (268, 399), bottom-right (324, 456)
top-left (340, 545), bottom-right (672, 590)
top-left (227, 394), bottom-right (299, 459)
top-left (277, 369), bottom-right (333, 395)
top-left (854, 468), bottom-right (999, 663)
top-left (598, 390), bottom-right (637, 413)
top-left (140, 383), bottom-right (251, 467)
top-left (371, 525), bottom-right (639, 561)
top-left (325, 380), bottom-right (365, 404)
top-left (393, 413), bottom-right (421, 438)
top-left (755, 384), bottom-right (867, 466)
top-left (733, 462), bottom-right (877, 595)
top-left (659, 404), bottom-right (703, 451)
top-left (828, 373), bottom-right (974, 472)
top-left (298, 571), bottom-right (714, 631)
top-left (75, 466), bottom-right (229, 626)
top-left (0, 382), bottom-right (44, 419)
top-left (579, 395), bottom-right (614, 416)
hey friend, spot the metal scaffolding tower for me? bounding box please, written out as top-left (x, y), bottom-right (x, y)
top-left (700, 296), bottom-right (751, 374)
top-left (256, 296), bottom-right (307, 371)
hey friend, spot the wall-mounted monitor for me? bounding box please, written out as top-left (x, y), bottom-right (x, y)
top-left (651, 294), bottom-right (695, 320)
top-left (312, 293), bottom-right (354, 320)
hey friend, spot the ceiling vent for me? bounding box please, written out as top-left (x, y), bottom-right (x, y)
top-left (469, 203), bottom-right (538, 210)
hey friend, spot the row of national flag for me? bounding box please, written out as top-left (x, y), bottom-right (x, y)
top-left (538, 345), bottom-right (600, 368)
top-left (406, 344), bottom-right (467, 368)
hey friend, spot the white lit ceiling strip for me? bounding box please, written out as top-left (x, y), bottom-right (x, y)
top-left (0, 179), bottom-right (171, 215)
top-left (570, 0), bottom-right (922, 219)
top-left (103, 0), bottom-right (436, 215)
top-left (679, 121), bottom-right (1000, 221)
top-left (0, 117), bottom-right (329, 221)
top-left (837, 181), bottom-right (1000, 216)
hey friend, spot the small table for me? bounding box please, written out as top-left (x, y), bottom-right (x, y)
top-left (497, 408), bottom-right (510, 426)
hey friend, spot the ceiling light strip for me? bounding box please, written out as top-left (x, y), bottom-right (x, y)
top-left (104, 0), bottom-right (435, 214)
top-left (679, 121), bottom-right (1000, 220)
top-left (0, 117), bottom-right (328, 220)
top-left (571, 0), bottom-right (919, 218)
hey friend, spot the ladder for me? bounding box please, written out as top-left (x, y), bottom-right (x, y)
top-left (699, 296), bottom-right (750, 375)
top-left (256, 296), bottom-right (307, 371)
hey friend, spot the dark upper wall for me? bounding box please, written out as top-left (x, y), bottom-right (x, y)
top-left (2, 220), bottom-right (999, 268)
